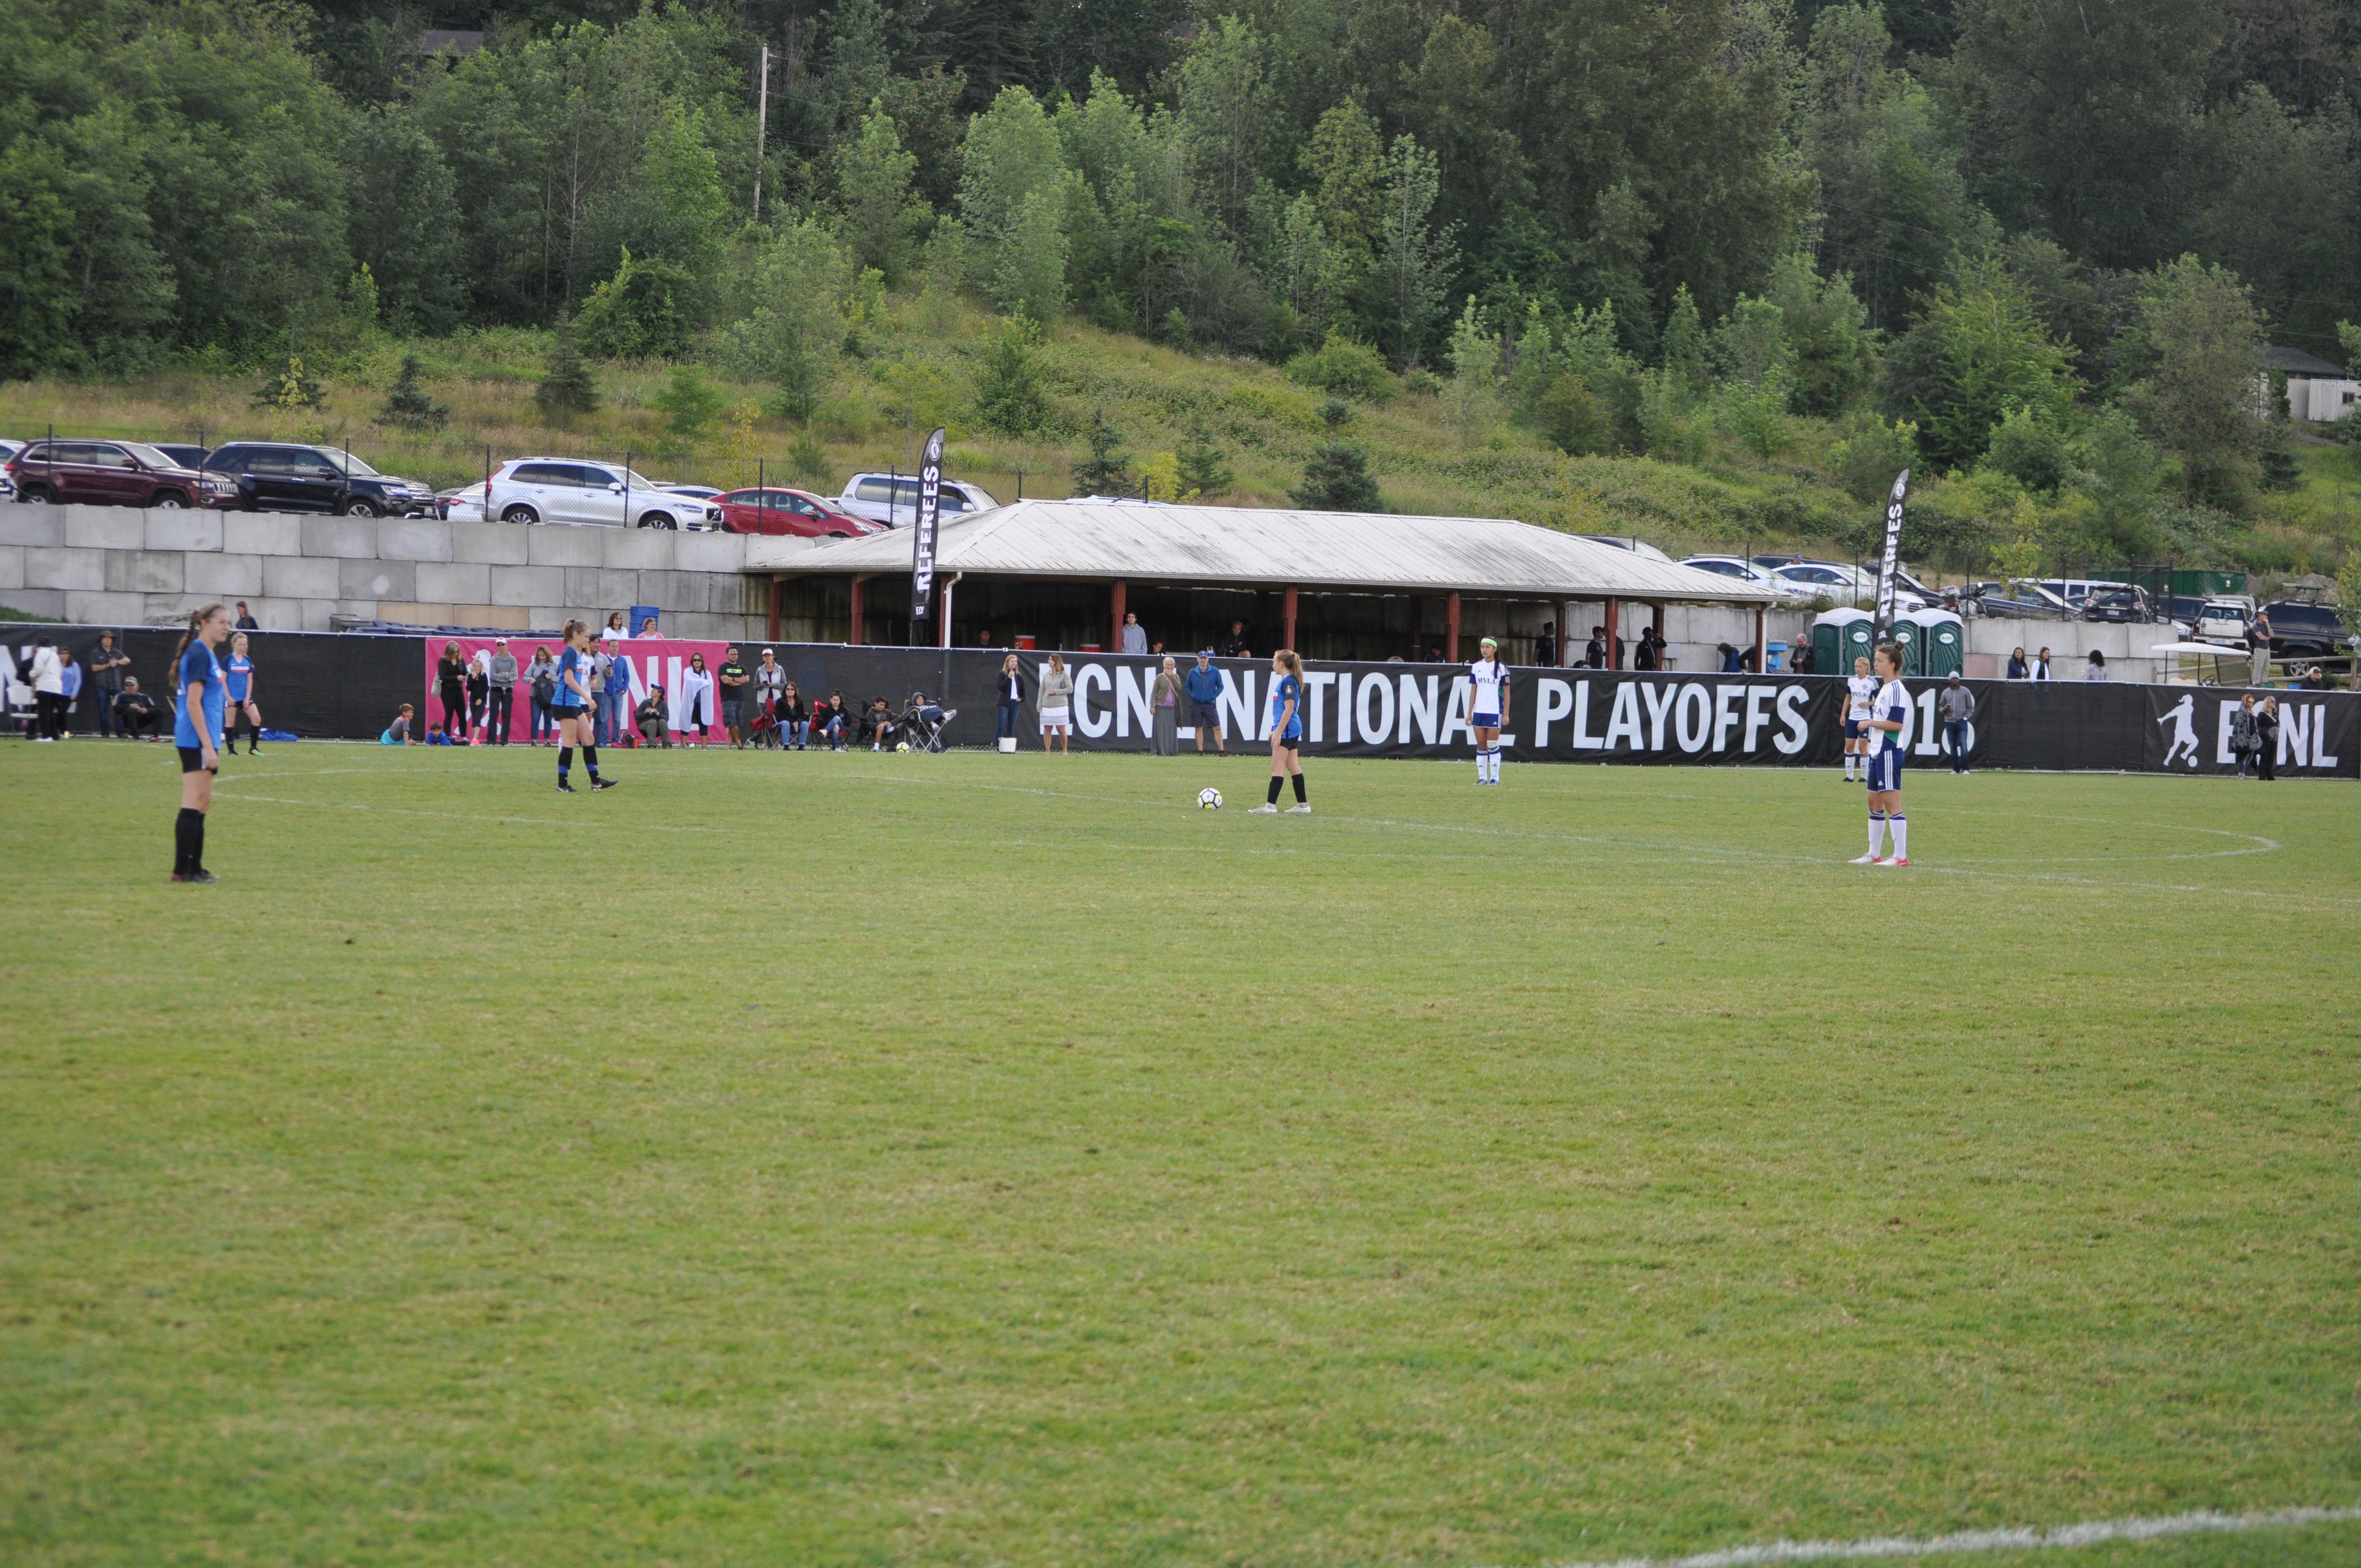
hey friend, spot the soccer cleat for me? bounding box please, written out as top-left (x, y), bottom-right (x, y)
top-left (171, 870), bottom-right (219, 884)
top-left (590, 778), bottom-right (618, 790)
top-left (1877, 856), bottom-right (1910, 867)
top-left (1849, 853), bottom-right (1880, 864)
top-left (1286, 803), bottom-right (1312, 813)
top-left (1247, 803), bottom-right (1279, 813)
top-left (557, 781), bottom-right (577, 793)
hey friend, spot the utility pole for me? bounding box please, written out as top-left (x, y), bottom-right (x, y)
top-left (753, 42), bottom-right (770, 221)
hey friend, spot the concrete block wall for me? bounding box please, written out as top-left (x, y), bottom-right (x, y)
top-left (0, 502), bottom-right (779, 641)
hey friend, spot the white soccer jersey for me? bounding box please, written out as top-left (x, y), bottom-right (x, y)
top-left (1865, 678), bottom-right (1910, 754)
top-left (1468, 658), bottom-right (1507, 717)
top-left (1846, 674), bottom-right (1879, 718)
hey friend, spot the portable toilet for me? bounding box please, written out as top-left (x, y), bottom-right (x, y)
top-left (1904, 606), bottom-right (1965, 678)
top-left (1812, 608), bottom-right (1874, 675)
top-left (1885, 617), bottom-right (1925, 676)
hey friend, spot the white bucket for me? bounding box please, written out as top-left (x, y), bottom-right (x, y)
top-left (998, 736), bottom-right (1017, 753)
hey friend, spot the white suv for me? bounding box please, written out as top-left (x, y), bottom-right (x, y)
top-left (838, 472), bottom-right (998, 527)
top-left (477, 459), bottom-right (724, 529)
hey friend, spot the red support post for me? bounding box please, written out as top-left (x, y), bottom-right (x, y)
top-left (1445, 591), bottom-right (1461, 664)
top-left (848, 576), bottom-right (864, 646)
top-left (1109, 579), bottom-right (1127, 651)
top-left (1282, 586), bottom-right (1298, 652)
top-left (1754, 605), bottom-right (1767, 674)
top-left (1603, 598), bottom-right (1620, 669)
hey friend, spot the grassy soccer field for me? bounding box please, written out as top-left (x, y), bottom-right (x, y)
top-left (2, 742), bottom-right (2356, 1567)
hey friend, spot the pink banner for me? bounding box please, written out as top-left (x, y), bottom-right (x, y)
top-left (421, 635), bottom-right (746, 743)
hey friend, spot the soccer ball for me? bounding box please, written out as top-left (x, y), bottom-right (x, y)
top-left (1198, 787), bottom-right (1223, 810)
top-left (895, 741), bottom-right (909, 753)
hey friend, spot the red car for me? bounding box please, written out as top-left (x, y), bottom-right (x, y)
top-left (8, 439), bottom-right (238, 509)
top-left (715, 486), bottom-right (874, 538)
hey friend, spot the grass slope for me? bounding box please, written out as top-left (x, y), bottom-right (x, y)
top-left (2, 743), bottom-right (2355, 1566)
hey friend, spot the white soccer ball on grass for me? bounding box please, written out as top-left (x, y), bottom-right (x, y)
top-left (1198, 787), bottom-right (1223, 810)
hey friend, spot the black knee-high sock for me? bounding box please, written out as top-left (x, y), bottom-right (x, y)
top-left (1267, 775), bottom-right (1283, 804)
top-left (174, 808), bottom-right (201, 874)
top-left (581, 744), bottom-right (600, 780)
top-left (558, 745), bottom-right (573, 780)
top-left (1292, 773), bottom-right (1307, 803)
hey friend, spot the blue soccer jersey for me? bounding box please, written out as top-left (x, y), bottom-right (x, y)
top-left (173, 642), bottom-right (226, 748)
top-left (1269, 672), bottom-right (1303, 739)
top-left (553, 647), bottom-right (589, 710)
top-left (226, 652), bottom-right (253, 702)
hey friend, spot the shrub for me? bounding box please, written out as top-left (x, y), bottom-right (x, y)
top-left (573, 248), bottom-right (697, 361)
top-left (377, 353), bottom-right (448, 429)
top-left (1285, 331), bottom-right (1397, 401)
top-left (535, 325), bottom-right (600, 417)
top-left (972, 320), bottom-right (1052, 437)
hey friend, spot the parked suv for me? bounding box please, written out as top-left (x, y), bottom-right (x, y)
top-left (837, 472), bottom-right (998, 527)
top-left (8, 439), bottom-right (237, 509)
top-left (2255, 599), bottom-right (2356, 659)
top-left (203, 442), bottom-right (437, 516)
top-left (2079, 586), bottom-right (2156, 623)
top-left (483, 459), bottom-right (723, 529)
top-left (2191, 597), bottom-right (2257, 647)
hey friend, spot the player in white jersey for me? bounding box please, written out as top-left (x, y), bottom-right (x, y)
top-left (1842, 656), bottom-right (1878, 781)
top-left (1467, 637), bottom-right (1509, 784)
top-left (1853, 642), bottom-right (1911, 865)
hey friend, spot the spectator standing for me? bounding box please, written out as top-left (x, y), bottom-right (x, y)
top-left (599, 644), bottom-right (631, 747)
top-left (1788, 637), bottom-right (1814, 674)
top-left (1940, 672), bottom-right (1975, 773)
top-left (2249, 607), bottom-right (2274, 688)
top-left (2083, 649), bottom-right (2108, 682)
top-left (28, 637), bottom-right (64, 741)
top-left (1536, 621), bottom-right (1557, 668)
top-left (115, 678), bottom-right (161, 741)
top-left (57, 646), bottom-right (83, 734)
top-left (2230, 693), bottom-right (2259, 777)
top-left (465, 647), bottom-right (491, 741)
top-left (435, 641), bottom-right (466, 741)
top-left (2006, 646), bottom-right (2030, 679)
top-left (525, 647), bottom-right (558, 744)
top-left (234, 602), bottom-right (258, 630)
top-left (2254, 695), bottom-right (2280, 780)
top-left (635, 614), bottom-right (663, 638)
top-left (779, 682), bottom-right (809, 749)
top-left (602, 611), bottom-right (628, 646)
top-left (1185, 651), bottom-right (1226, 753)
top-left (1715, 641), bottom-right (1742, 673)
top-left (1151, 656), bottom-right (1183, 755)
top-left (2032, 647), bottom-right (2054, 681)
top-left (754, 649), bottom-right (786, 736)
top-left (90, 633), bottom-right (130, 738)
top-left (1585, 625), bottom-right (1606, 668)
top-left (678, 653), bottom-right (715, 744)
top-left (1038, 652), bottom-right (1074, 754)
top-left (719, 646), bottom-right (750, 747)
top-left (976, 628), bottom-right (995, 650)
top-left (1120, 612), bottom-right (1149, 656)
top-left (1218, 620), bottom-right (1251, 658)
top-left (994, 654), bottom-right (1026, 747)
top-left (487, 639), bottom-right (518, 745)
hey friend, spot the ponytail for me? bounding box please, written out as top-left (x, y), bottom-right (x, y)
top-left (173, 603), bottom-right (225, 662)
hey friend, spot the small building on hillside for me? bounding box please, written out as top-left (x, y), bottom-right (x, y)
top-left (748, 498), bottom-right (1777, 667)
top-left (2258, 346), bottom-right (2358, 423)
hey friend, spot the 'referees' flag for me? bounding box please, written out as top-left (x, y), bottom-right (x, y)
top-left (1873, 468), bottom-right (1909, 638)
top-left (912, 426), bottom-right (945, 627)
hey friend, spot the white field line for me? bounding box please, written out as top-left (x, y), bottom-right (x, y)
top-left (1519, 1504), bottom-right (2361, 1568)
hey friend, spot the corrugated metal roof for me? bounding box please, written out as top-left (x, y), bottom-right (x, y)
top-left (759, 499), bottom-right (1776, 603)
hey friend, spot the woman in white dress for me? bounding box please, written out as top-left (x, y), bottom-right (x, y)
top-left (1037, 652), bottom-right (1073, 754)
top-left (678, 652), bottom-right (716, 745)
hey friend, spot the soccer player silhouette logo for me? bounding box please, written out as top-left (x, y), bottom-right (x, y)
top-left (2158, 693), bottom-right (2200, 768)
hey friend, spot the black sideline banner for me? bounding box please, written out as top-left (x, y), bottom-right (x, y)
top-left (4, 628), bottom-right (2353, 777)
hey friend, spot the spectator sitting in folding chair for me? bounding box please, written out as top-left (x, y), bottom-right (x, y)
top-left (901, 692), bottom-right (958, 752)
top-left (860, 697), bottom-right (901, 750)
top-left (635, 685), bottom-right (672, 748)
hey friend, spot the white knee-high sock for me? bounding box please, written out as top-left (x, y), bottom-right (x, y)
top-left (1889, 813), bottom-right (1907, 859)
top-left (1868, 810), bottom-right (1886, 856)
top-left (1845, 753), bottom-right (1857, 779)
top-left (1490, 747), bottom-right (1502, 782)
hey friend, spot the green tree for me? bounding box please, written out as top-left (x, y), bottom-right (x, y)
top-left (788, 428), bottom-right (834, 489)
top-left (377, 353), bottom-right (449, 429)
top-left (347, 105), bottom-right (467, 335)
top-left (1071, 409), bottom-right (1133, 493)
top-left (650, 365), bottom-right (726, 444)
top-left (1764, 254), bottom-right (1875, 416)
top-left (1177, 423), bottom-right (1234, 497)
top-left (992, 183), bottom-right (1071, 322)
top-left (1879, 256), bottom-right (2077, 470)
top-left (835, 109), bottom-right (930, 285)
top-left (1301, 103), bottom-right (1388, 302)
top-left (573, 248), bottom-right (697, 360)
top-left (716, 222), bottom-right (850, 421)
top-left (959, 85), bottom-right (1066, 309)
top-left (2122, 254), bottom-right (2266, 509)
top-left (972, 319), bottom-right (1052, 436)
top-left (1444, 298), bottom-right (1500, 449)
top-left (1175, 15), bottom-right (1275, 242)
top-left (1659, 286), bottom-right (1709, 400)
top-left (536, 323), bottom-right (601, 417)
top-left (1982, 404), bottom-right (2068, 491)
top-left (1291, 400), bottom-right (1383, 511)
top-left (1367, 135), bottom-right (1457, 368)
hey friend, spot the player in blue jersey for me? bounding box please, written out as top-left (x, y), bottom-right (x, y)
top-left (1250, 649), bottom-right (1310, 814)
top-left (223, 631), bottom-right (264, 755)
top-left (170, 602), bottom-right (233, 883)
top-left (551, 619), bottom-right (616, 793)
top-left (1467, 636), bottom-right (1510, 785)
top-left (1854, 642), bottom-right (1911, 866)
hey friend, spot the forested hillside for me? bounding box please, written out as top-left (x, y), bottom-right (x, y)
top-left (6, 0), bottom-right (2361, 576)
